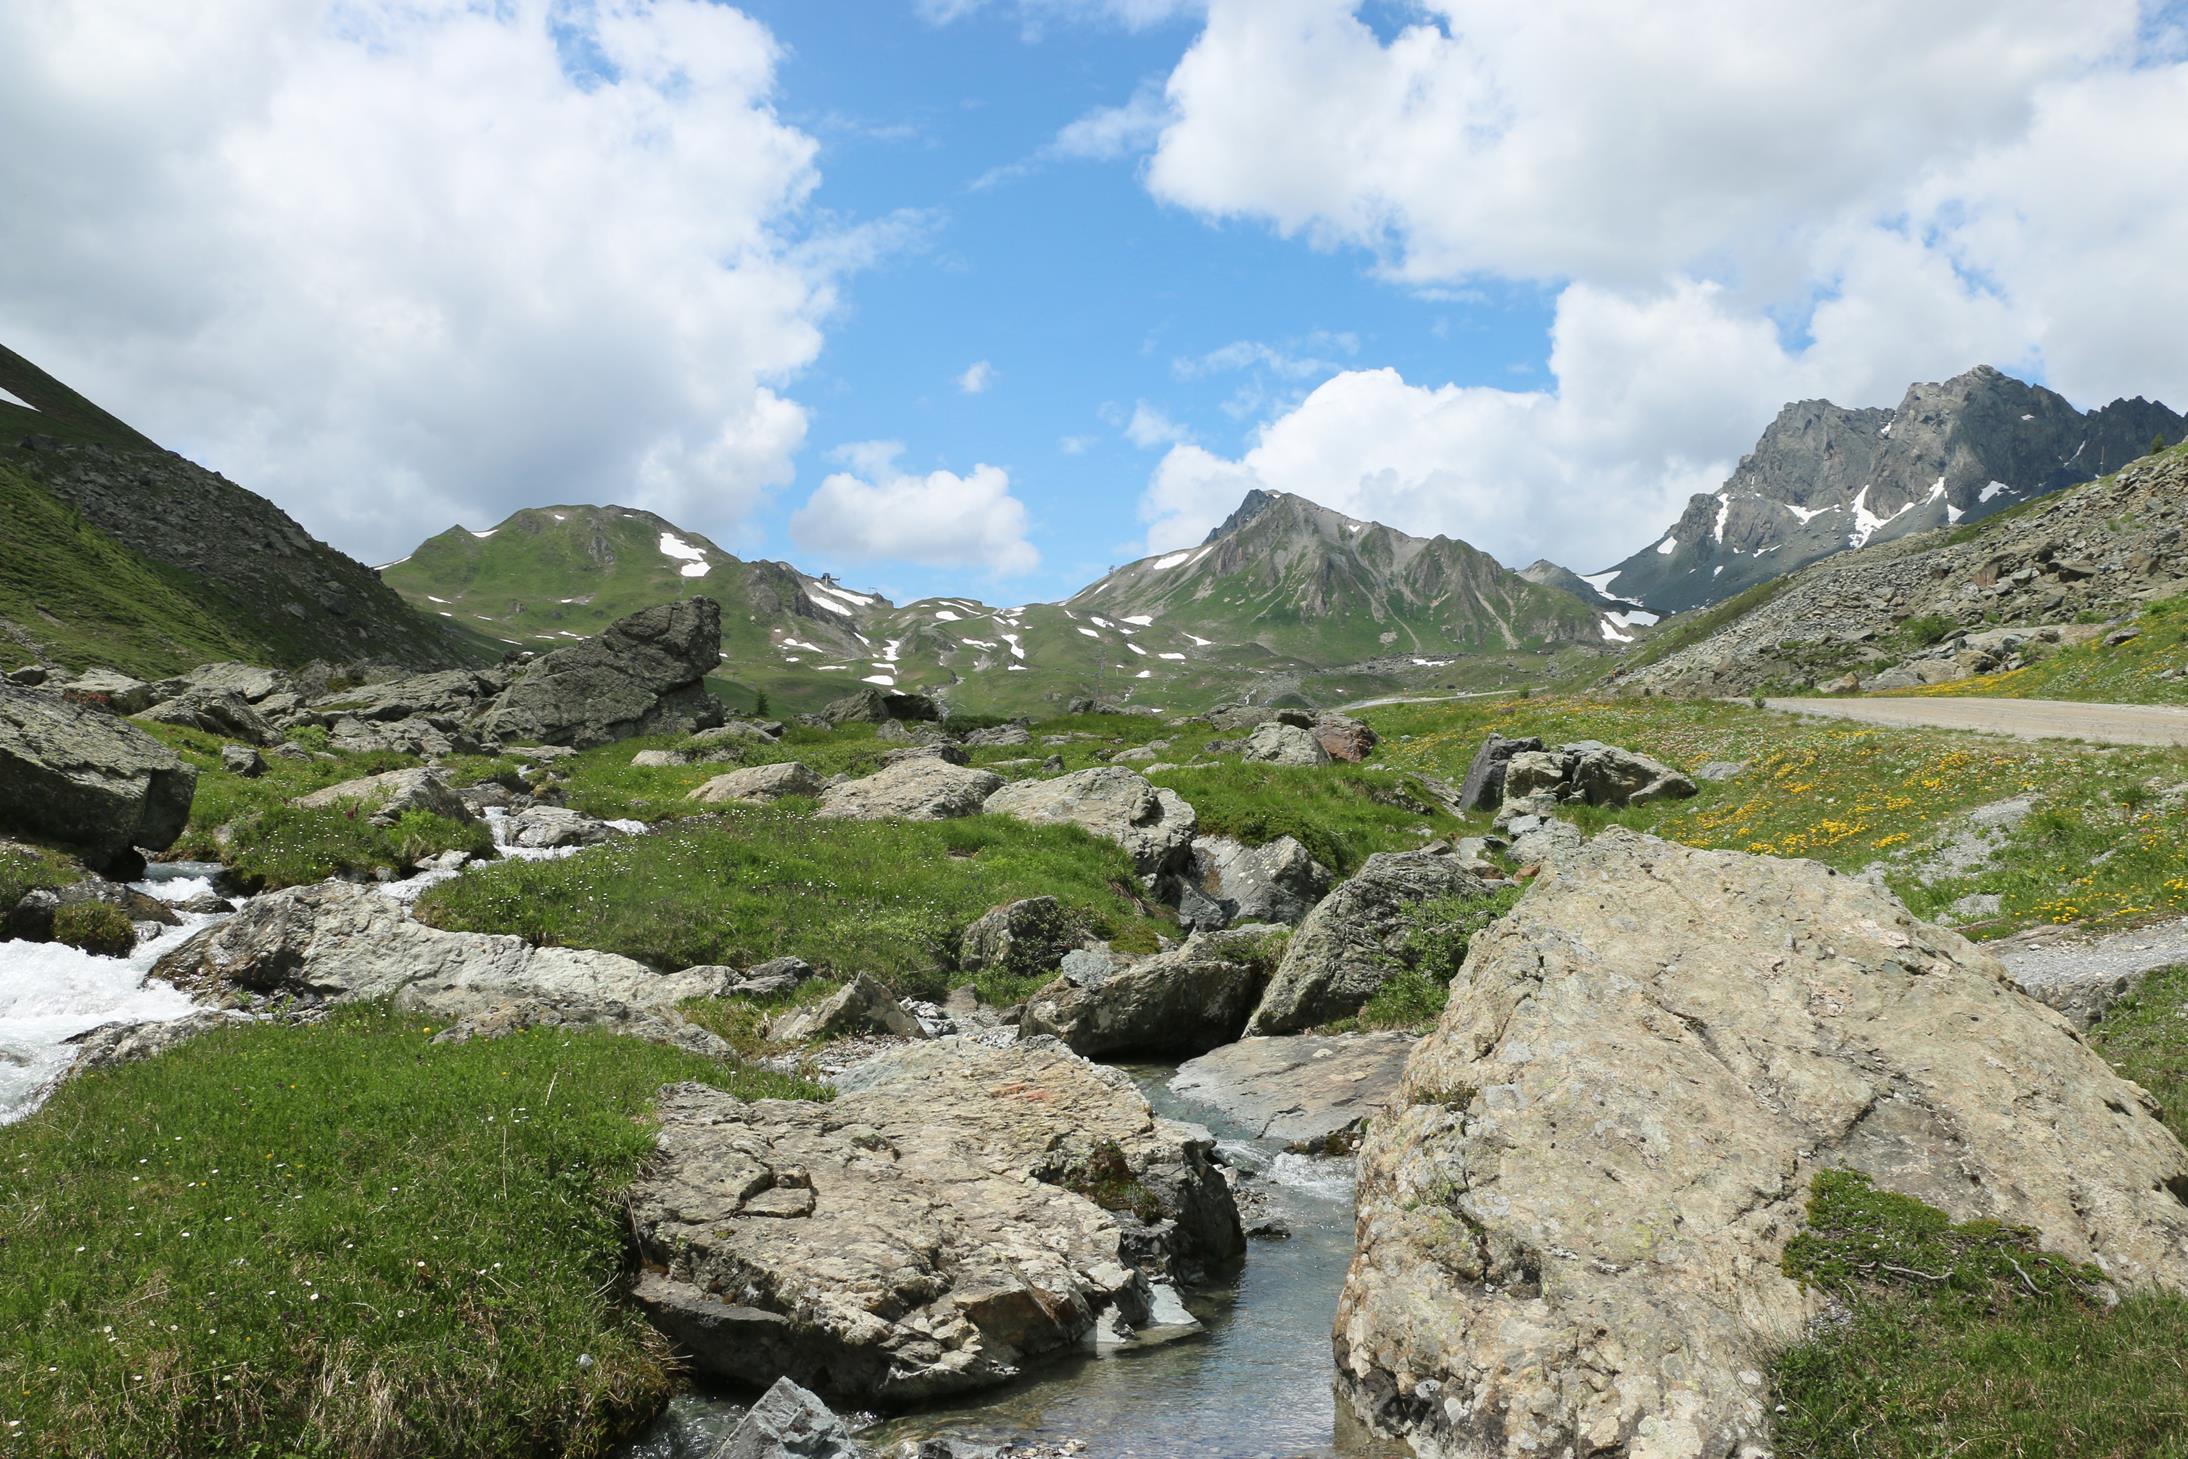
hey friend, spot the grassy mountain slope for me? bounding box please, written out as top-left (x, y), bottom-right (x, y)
top-left (0, 344), bottom-right (482, 675)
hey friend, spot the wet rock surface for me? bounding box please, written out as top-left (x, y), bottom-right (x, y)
top-left (1337, 828), bottom-right (2188, 1459)
top-left (1170, 1032), bottom-right (1415, 1148)
top-left (626, 1036), bottom-right (1241, 1406)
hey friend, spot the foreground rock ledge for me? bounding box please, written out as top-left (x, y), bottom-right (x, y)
top-left (1337, 827), bottom-right (2188, 1459)
top-left (627, 1036), bottom-right (1242, 1405)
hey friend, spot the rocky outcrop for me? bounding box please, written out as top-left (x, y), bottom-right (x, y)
top-left (1336, 829), bottom-right (2188, 1459)
top-left (1455, 733), bottom-right (1543, 812)
top-left (1241, 721), bottom-right (1330, 767)
top-left (154, 881), bottom-right (731, 1049)
top-left (1493, 739), bottom-right (1697, 822)
top-left (770, 973), bottom-right (927, 1043)
top-left (475, 598), bottom-right (725, 749)
top-left (1174, 835), bottom-right (1330, 931)
top-left (1245, 849), bottom-right (1497, 1036)
top-left (139, 687), bottom-right (277, 745)
top-left (1614, 446), bottom-right (2188, 697)
top-left (1019, 926), bottom-right (1281, 1058)
top-left (958, 896), bottom-right (1076, 981)
top-left (1170, 1032), bottom-right (1415, 1150)
top-left (0, 685), bottom-right (197, 873)
top-left (690, 762), bottom-right (824, 805)
top-left (626, 1036), bottom-right (1242, 1404)
top-left (715, 1378), bottom-right (861, 1459)
top-left (495, 805), bottom-right (624, 850)
top-left (982, 768), bottom-right (1196, 880)
top-left (1311, 712), bottom-right (1377, 763)
top-left (816, 759), bottom-right (1003, 822)
top-left (292, 767), bottom-right (477, 827)
top-left (818, 687), bottom-right (941, 727)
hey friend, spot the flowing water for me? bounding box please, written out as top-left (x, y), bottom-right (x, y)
top-left (626, 1063), bottom-right (1410, 1459)
top-left (0, 861), bottom-right (228, 1123)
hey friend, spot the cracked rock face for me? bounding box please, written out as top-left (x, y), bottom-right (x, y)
top-left (0, 684), bottom-right (197, 872)
top-left (1337, 828), bottom-right (2188, 1459)
top-left (627, 1036), bottom-right (1242, 1405)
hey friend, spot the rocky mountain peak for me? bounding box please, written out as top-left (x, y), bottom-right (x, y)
top-left (1593, 364), bottom-right (2183, 616)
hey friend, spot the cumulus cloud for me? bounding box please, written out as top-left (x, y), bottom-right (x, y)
top-left (791, 442), bottom-right (1039, 575)
top-left (0, 0), bottom-right (867, 564)
top-left (1121, 0), bottom-right (2188, 566)
top-left (1121, 401), bottom-right (1191, 448)
top-left (1140, 276), bottom-right (2041, 572)
top-left (918, 0), bottom-right (1202, 30)
top-left (958, 359), bottom-right (998, 394)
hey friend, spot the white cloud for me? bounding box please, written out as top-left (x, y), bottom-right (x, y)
top-left (1140, 275), bottom-right (2038, 572)
top-left (1059, 434), bottom-right (1098, 454)
top-left (0, 0), bottom-right (873, 564)
top-left (1123, 401), bottom-right (1191, 448)
top-left (1054, 82), bottom-right (1174, 160)
top-left (792, 443), bottom-right (1039, 574)
top-left (918, 0), bottom-right (1203, 30)
top-left (958, 359), bottom-right (998, 394)
top-left (1121, 1), bottom-right (2188, 565)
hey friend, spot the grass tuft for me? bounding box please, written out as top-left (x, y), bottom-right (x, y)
top-left (0, 1005), bottom-right (822, 1459)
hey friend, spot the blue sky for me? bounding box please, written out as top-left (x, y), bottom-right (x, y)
top-left (4, 1), bottom-right (2184, 607)
top-left (727, 0), bottom-right (1553, 600)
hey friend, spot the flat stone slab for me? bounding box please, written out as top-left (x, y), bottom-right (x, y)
top-left (1170, 1032), bottom-right (1416, 1146)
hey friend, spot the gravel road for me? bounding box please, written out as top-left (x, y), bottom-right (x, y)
top-left (1995, 918), bottom-right (2188, 1028)
top-left (1763, 696), bottom-right (2188, 747)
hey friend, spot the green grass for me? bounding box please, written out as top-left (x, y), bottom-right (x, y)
top-left (0, 465), bottom-right (267, 678)
top-left (222, 805), bottom-right (494, 891)
top-left (413, 810), bottom-right (1172, 999)
top-left (0, 841), bottom-right (86, 914)
top-left (1768, 958), bottom-right (2188, 1457)
top-left (49, 901), bottom-right (136, 956)
top-left (1771, 1168), bottom-right (2188, 1459)
top-left (1916, 594), bottom-right (2188, 706)
top-left (1146, 760), bottom-right (1460, 875)
top-left (1367, 695), bottom-right (2188, 939)
top-left (131, 723), bottom-right (491, 887)
top-left (1333, 885), bottom-right (1526, 1031)
top-left (544, 723), bottom-right (895, 822)
top-left (0, 1005), bottom-right (822, 1459)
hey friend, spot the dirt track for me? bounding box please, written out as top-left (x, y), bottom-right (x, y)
top-left (1762, 696), bottom-right (2188, 748)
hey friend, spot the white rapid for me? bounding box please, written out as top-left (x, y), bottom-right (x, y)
top-left (0, 864), bottom-right (229, 1124)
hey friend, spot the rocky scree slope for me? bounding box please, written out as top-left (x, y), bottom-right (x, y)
top-left (0, 343), bottom-right (480, 675)
top-left (1615, 446), bottom-right (2188, 696)
top-left (1594, 365), bottom-right (2183, 616)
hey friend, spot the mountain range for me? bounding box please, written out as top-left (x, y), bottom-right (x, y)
top-left (4, 343), bottom-right (2178, 712)
top-left (1589, 365), bottom-right (2184, 615)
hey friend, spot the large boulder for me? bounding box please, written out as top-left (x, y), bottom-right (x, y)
top-left (312, 667), bottom-right (507, 723)
top-left (292, 767), bottom-right (477, 827)
top-left (958, 895), bottom-right (1077, 981)
top-left (1566, 740), bottom-right (1698, 807)
top-left (1019, 926), bottom-right (1281, 1058)
top-left (475, 598), bottom-right (725, 749)
top-left (689, 761), bottom-right (824, 805)
top-left (65, 669), bottom-right (158, 715)
top-left (1245, 848), bottom-right (1497, 1036)
top-left (1241, 721), bottom-right (1330, 767)
top-left (153, 881), bottom-right (732, 1049)
top-left (815, 759), bottom-right (1002, 822)
top-left (981, 767), bottom-right (1196, 880)
top-left (1170, 1031), bottom-right (1415, 1151)
top-left (138, 687), bottom-right (277, 745)
top-left (1311, 712), bottom-right (1378, 764)
top-left (715, 1378), bottom-right (860, 1459)
top-left (1174, 834), bottom-right (1331, 932)
top-left (769, 972), bottom-right (927, 1043)
top-left (818, 687), bottom-right (941, 727)
top-left (1454, 733), bottom-right (1544, 812)
top-left (1336, 829), bottom-right (2188, 1459)
top-left (496, 805), bottom-right (625, 850)
top-left (626, 1036), bottom-right (1242, 1404)
top-left (0, 685), bottom-right (196, 873)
